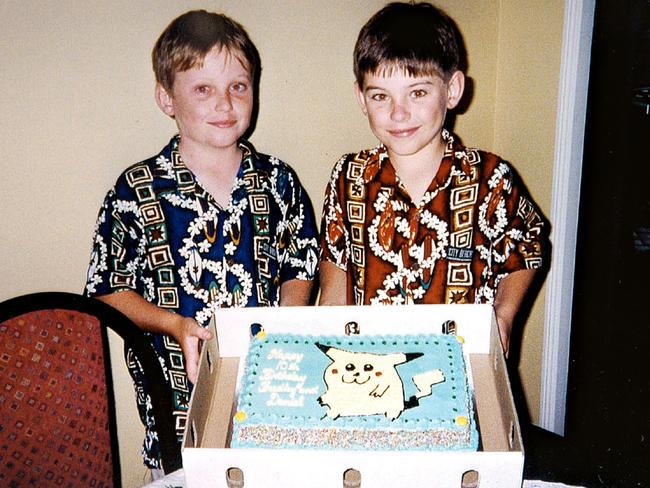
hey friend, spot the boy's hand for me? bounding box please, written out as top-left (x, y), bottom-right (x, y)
top-left (175, 315), bottom-right (213, 384)
top-left (493, 268), bottom-right (538, 358)
top-left (95, 291), bottom-right (213, 384)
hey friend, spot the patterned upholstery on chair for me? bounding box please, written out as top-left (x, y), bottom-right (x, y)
top-left (0, 309), bottom-right (115, 487)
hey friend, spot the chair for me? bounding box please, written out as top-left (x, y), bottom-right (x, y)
top-left (0, 292), bottom-right (182, 487)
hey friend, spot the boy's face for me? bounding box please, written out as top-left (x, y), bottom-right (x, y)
top-left (155, 47), bottom-right (253, 156)
top-left (355, 68), bottom-right (464, 162)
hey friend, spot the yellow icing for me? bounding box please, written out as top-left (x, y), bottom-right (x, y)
top-left (234, 411), bottom-right (247, 422)
top-left (256, 330), bottom-right (267, 339)
top-left (455, 415), bottom-right (468, 426)
top-left (456, 335), bottom-right (465, 344)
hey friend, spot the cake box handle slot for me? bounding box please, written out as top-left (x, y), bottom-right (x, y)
top-left (461, 469), bottom-right (480, 487)
top-left (343, 468), bottom-right (361, 487)
top-left (226, 467), bottom-right (244, 487)
top-left (344, 321), bottom-right (360, 335)
top-left (250, 322), bottom-right (264, 338)
top-left (442, 319), bottom-right (457, 335)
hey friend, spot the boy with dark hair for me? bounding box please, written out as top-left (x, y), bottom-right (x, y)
top-left (85, 10), bottom-right (318, 471)
top-left (320, 2), bottom-right (549, 356)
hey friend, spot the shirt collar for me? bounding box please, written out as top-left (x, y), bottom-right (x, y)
top-left (167, 135), bottom-right (258, 197)
top-left (365, 129), bottom-right (464, 185)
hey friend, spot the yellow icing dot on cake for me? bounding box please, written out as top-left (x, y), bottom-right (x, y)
top-left (255, 330), bottom-right (267, 339)
top-left (234, 411), bottom-right (247, 422)
top-left (455, 415), bottom-right (469, 426)
top-left (456, 335), bottom-right (465, 344)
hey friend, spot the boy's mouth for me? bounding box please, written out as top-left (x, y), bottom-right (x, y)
top-left (388, 127), bottom-right (419, 138)
top-left (209, 119), bottom-right (237, 128)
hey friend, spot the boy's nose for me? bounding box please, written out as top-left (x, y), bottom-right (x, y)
top-left (390, 100), bottom-right (409, 122)
top-left (215, 91), bottom-right (233, 111)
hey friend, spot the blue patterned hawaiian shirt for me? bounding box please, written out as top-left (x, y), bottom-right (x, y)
top-left (84, 135), bottom-right (318, 468)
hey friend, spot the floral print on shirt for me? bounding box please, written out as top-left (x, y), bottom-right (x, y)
top-left (85, 135), bottom-right (318, 467)
top-left (320, 130), bottom-right (548, 306)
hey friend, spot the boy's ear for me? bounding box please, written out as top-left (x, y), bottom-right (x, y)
top-left (354, 81), bottom-right (368, 116)
top-left (155, 83), bottom-right (175, 118)
top-left (445, 71), bottom-right (465, 110)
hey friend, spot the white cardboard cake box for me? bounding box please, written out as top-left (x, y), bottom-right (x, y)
top-left (181, 304), bottom-right (524, 488)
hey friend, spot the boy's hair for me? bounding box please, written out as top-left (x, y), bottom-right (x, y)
top-left (353, 2), bottom-right (464, 87)
top-left (153, 10), bottom-right (260, 91)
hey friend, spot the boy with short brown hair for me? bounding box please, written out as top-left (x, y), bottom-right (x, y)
top-left (319, 2), bottom-right (549, 356)
top-left (85, 10), bottom-right (318, 471)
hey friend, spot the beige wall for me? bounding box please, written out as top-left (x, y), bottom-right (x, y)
top-left (0, 1), bottom-right (563, 485)
top-left (493, 0), bottom-right (563, 421)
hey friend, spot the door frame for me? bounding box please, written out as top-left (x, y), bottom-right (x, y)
top-left (539, 0), bottom-right (596, 435)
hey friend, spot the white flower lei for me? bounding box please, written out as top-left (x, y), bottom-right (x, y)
top-left (478, 192), bottom-right (508, 240)
top-left (368, 200), bottom-right (449, 305)
top-left (177, 199), bottom-right (253, 307)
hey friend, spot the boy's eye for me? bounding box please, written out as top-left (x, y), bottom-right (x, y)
top-left (231, 82), bottom-right (248, 93)
top-left (370, 93), bottom-right (388, 102)
top-left (411, 89), bottom-right (428, 98)
top-left (195, 85), bottom-right (211, 95)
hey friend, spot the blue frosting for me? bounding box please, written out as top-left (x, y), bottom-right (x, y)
top-left (231, 333), bottom-right (479, 450)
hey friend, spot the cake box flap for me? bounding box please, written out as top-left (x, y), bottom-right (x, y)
top-left (212, 303), bottom-right (493, 358)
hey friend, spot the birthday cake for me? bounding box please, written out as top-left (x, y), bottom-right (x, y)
top-left (230, 332), bottom-right (479, 451)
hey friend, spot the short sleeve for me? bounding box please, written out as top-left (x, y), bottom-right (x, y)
top-left (84, 181), bottom-right (144, 297)
top-left (276, 167), bottom-right (319, 283)
top-left (480, 160), bottom-right (550, 280)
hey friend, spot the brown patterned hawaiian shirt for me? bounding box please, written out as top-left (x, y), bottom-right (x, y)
top-left (320, 130), bottom-right (549, 305)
